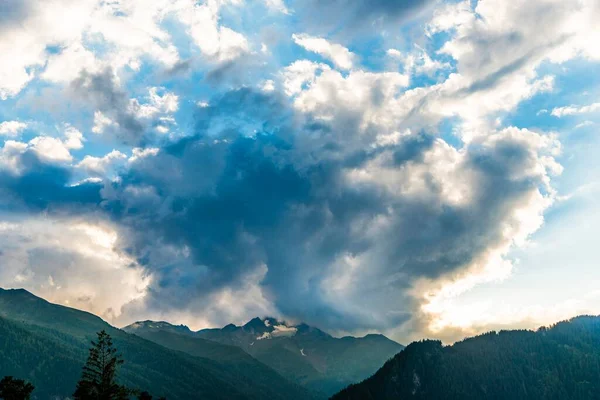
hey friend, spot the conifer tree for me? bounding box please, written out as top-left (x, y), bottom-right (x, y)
top-left (0, 376), bottom-right (34, 400)
top-left (137, 391), bottom-right (153, 400)
top-left (73, 330), bottom-right (130, 400)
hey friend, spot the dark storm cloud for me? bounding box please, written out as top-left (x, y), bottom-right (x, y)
top-left (0, 80), bottom-right (554, 332)
top-left (91, 87), bottom-right (552, 332)
top-left (0, 151), bottom-right (102, 212)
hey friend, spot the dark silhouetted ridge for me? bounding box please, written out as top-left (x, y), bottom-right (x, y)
top-left (333, 315), bottom-right (600, 400)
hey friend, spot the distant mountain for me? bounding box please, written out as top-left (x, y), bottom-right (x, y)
top-left (332, 316), bottom-right (600, 400)
top-left (0, 288), bottom-right (314, 400)
top-left (127, 317), bottom-right (403, 397)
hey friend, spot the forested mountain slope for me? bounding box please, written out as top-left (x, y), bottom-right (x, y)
top-left (127, 317), bottom-right (403, 397)
top-left (0, 288), bottom-right (313, 400)
top-left (333, 316), bottom-right (600, 400)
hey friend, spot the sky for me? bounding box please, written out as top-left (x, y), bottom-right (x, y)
top-left (0, 0), bottom-right (598, 344)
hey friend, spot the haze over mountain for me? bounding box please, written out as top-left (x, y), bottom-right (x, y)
top-left (332, 316), bottom-right (600, 400)
top-left (125, 316), bottom-right (403, 397)
top-left (0, 288), bottom-right (314, 400)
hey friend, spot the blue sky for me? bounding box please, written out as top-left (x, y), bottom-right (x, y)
top-left (0, 0), bottom-right (598, 343)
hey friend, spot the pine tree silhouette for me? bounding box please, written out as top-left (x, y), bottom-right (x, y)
top-left (137, 391), bottom-right (153, 400)
top-left (73, 330), bottom-right (130, 400)
top-left (0, 376), bottom-right (34, 400)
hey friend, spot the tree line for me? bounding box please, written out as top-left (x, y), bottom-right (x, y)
top-left (1, 330), bottom-right (165, 400)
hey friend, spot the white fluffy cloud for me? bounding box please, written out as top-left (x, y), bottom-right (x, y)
top-left (288, 66), bottom-right (410, 136)
top-left (63, 125), bottom-right (84, 150)
top-left (0, 216), bottom-right (150, 323)
top-left (281, 60), bottom-right (331, 96)
top-left (78, 150), bottom-right (127, 177)
top-left (552, 102), bottom-right (600, 117)
top-left (0, 125), bottom-right (84, 169)
top-left (430, 0), bottom-right (600, 81)
top-left (0, 141), bottom-right (29, 173)
top-left (28, 136), bottom-right (75, 163)
top-left (174, 0), bottom-right (249, 63)
top-left (92, 112), bottom-right (117, 135)
top-left (0, 121), bottom-right (28, 137)
top-left (0, 0), bottom-right (251, 98)
top-left (388, 46), bottom-right (450, 77)
top-left (418, 0), bottom-right (600, 137)
top-left (292, 33), bottom-right (356, 70)
top-left (131, 87), bottom-right (179, 119)
top-left (0, 0), bottom-right (97, 98)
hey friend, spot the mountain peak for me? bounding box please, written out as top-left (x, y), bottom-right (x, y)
top-left (295, 322), bottom-right (331, 338)
top-left (124, 320), bottom-right (193, 336)
top-left (244, 317), bottom-right (266, 327)
top-left (243, 317), bottom-right (271, 335)
top-left (222, 323), bottom-right (239, 332)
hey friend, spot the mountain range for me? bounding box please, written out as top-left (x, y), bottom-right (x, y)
top-left (125, 316), bottom-right (403, 396)
top-left (0, 288), bottom-right (403, 399)
top-left (6, 286), bottom-right (600, 400)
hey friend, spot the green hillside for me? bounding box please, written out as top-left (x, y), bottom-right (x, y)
top-left (131, 316), bottom-right (403, 397)
top-left (332, 316), bottom-right (600, 400)
top-left (0, 288), bottom-right (313, 400)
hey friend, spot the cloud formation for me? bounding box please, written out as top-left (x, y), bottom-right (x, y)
top-left (552, 102), bottom-right (600, 117)
top-left (0, 0), bottom-right (597, 341)
top-left (292, 34), bottom-right (356, 70)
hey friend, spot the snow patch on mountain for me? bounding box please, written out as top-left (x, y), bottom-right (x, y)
top-left (257, 332), bottom-right (271, 340)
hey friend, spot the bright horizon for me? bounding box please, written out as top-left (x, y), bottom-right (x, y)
top-left (0, 0), bottom-right (599, 345)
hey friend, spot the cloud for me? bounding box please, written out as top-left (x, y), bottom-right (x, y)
top-left (0, 145), bottom-right (101, 213)
top-left (28, 136), bottom-right (75, 163)
top-left (430, 0), bottom-right (600, 83)
top-left (292, 34), bottom-right (356, 70)
top-left (0, 216), bottom-right (150, 323)
top-left (63, 125), bottom-right (84, 150)
top-left (71, 69), bottom-right (178, 144)
top-left (281, 60), bottom-right (331, 96)
top-left (551, 102), bottom-right (600, 117)
top-left (421, 0), bottom-right (599, 137)
top-left (70, 68), bottom-right (144, 144)
top-left (0, 0), bottom-right (96, 99)
top-left (264, 0), bottom-right (290, 14)
top-left (0, 121), bottom-right (28, 137)
top-left (174, 0), bottom-right (249, 63)
top-left (0, 0), bottom-right (594, 339)
top-left (388, 46), bottom-right (451, 77)
top-left (78, 150), bottom-right (127, 177)
top-left (0, 0), bottom-right (250, 99)
top-left (80, 86), bottom-right (559, 333)
top-left (575, 121), bottom-right (594, 129)
top-left (0, 125), bottom-right (85, 170)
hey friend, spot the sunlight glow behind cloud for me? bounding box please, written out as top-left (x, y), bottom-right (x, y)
top-left (0, 0), bottom-right (598, 342)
